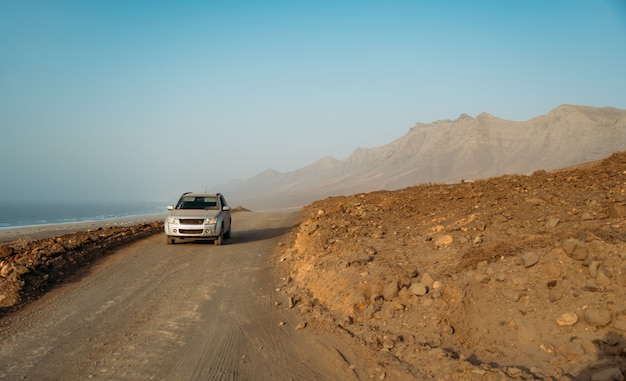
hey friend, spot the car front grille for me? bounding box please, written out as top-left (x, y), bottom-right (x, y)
top-left (179, 219), bottom-right (204, 225)
top-left (179, 229), bottom-right (204, 234)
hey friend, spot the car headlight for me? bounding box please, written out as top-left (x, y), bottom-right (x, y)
top-left (167, 216), bottom-right (179, 224)
top-left (205, 217), bottom-right (217, 224)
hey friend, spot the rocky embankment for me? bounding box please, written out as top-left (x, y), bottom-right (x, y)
top-left (275, 152), bottom-right (626, 380)
top-left (0, 222), bottom-right (162, 315)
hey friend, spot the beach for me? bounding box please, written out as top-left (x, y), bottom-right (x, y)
top-left (0, 213), bottom-right (168, 244)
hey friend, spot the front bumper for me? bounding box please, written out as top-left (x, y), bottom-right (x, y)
top-left (164, 222), bottom-right (221, 239)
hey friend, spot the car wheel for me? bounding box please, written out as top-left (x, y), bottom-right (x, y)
top-left (214, 224), bottom-right (224, 246)
top-left (224, 225), bottom-right (231, 239)
top-left (166, 235), bottom-right (175, 245)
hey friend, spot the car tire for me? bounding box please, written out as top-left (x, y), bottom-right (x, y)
top-left (224, 225), bottom-right (231, 239)
top-left (214, 224), bottom-right (224, 246)
top-left (166, 235), bottom-right (175, 245)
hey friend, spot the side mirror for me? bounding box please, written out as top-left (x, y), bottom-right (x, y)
top-left (222, 206), bottom-right (231, 211)
top-left (167, 206), bottom-right (174, 211)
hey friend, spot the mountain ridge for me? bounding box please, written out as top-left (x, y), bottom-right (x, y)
top-left (221, 104), bottom-right (626, 210)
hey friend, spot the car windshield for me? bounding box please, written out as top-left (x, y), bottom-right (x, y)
top-left (176, 196), bottom-right (219, 210)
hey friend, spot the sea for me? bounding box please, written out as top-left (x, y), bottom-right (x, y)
top-left (0, 201), bottom-right (168, 229)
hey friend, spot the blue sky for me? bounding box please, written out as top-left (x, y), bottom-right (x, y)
top-left (1, 0), bottom-right (625, 203)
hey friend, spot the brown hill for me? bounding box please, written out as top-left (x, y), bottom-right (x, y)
top-left (227, 104), bottom-right (626, 211)
top-left (274, 151), bottom-right (626, 380)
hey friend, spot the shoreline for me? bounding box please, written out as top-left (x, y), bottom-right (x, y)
top-left (0, 213), bottom-right (168, 244)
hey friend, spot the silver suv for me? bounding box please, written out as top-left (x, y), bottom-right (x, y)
top-left (164, 192), bottom-right (232, 245)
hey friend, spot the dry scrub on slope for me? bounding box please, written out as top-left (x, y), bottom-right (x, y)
top-left (275, 152), bottom-right (626, 380)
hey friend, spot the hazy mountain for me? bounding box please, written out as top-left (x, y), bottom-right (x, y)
top-left (222, 104), bottom-right (626, 210)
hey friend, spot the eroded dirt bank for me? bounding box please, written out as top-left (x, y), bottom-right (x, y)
top-left (274, 152), bottom-right (626, 380)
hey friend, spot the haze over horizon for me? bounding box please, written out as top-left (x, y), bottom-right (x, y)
top-left (1, 1), bottom-right (625, 204)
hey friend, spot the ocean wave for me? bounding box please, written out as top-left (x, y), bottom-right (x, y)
top-left (0, 202), bottom-right (167, 229)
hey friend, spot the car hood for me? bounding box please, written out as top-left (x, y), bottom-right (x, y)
top-left (169, 209), bottom-right (221, 218)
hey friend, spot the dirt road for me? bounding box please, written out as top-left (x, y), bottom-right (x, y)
top-left (0, 212), bottom-right (364, 381)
